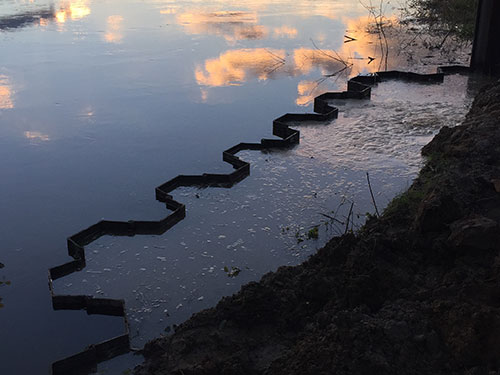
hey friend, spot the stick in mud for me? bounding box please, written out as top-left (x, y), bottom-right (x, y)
top-left (367, 172), bottom-right (380, 217)
top-left (345, 201), bottom-right (355, 234)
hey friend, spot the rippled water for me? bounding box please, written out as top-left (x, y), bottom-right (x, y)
top-left (0, 0), bottom-right (480, 373)
top-left (296, 75), bottom-right (478, 174)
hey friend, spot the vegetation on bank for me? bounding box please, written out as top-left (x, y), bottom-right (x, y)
top-left (407, 0), bottom-right (479, 39)
top-left (381, 149), bottom-right (451, 223)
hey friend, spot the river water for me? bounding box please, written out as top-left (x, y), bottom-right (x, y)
top-left (0, 0), bottom-right (480, 373)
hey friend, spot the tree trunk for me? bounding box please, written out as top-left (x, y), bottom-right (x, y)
top-left (471, 0), bottom-right (500, 74)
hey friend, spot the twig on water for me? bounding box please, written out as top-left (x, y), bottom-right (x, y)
top-left (344, 35), bottom-right (357, 43)
top-left (265, 48), bottom-right (286, 63)
top-left (436, 28), bottom-right (453, 49)
top-left (378, 0), bottom-right (390, 71)
top-left (265, 60), bottom-right (286, 75)
top-left (310, 38), bottom-right (351, 68)
top-left (323, 64), bottom-right (351, 78)
top-left (351, 205), bottom-right (355, 230)
top-left (319, 212), bottom-right (344, 225)
top-left (366, 172), bottom-right (380, 217)
top-left (301, 63), bottom-right (350, 104)
top-left (321, 196), bottom-right (350, 236)
top-left (359, 0), bottom-right (390, 71)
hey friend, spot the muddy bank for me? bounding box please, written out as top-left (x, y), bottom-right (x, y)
top-left (135, 79), bottom-right (500, 375)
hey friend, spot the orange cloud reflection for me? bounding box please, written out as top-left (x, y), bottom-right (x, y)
top-left (170, 0), bottom-right (366, 21)
top-left (195, 47), bottom-right (349, 88)
top-left (24, 131), bottom-right (50, 142)
top-left (55, 0), bottom-right (91, 24)
top-left (160, 8), bottom-right (178, 15)
top-left (194, 10), bottom-right (408, 106)
top-left (293, 48), bottom-right (348, 75)
top-left (176, 11), bottom-right (268, 42)
top-left (104, 15), bottom-right (124, 43)
top-left (296, 80), bottom-right (322, 106)
top-left (338, 15), bottom-right (401, 74)
top-left (55, 10), bottom-right (66, 23)
top-left (0, 75), bottom-right (14, 109)
top-left (195, 48), bottom-right (287, 87)
top-left (39, 17), bottom-right (50, 27)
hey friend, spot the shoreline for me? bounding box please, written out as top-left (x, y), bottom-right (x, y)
top-left (135, 78), bottom-right (500, 374)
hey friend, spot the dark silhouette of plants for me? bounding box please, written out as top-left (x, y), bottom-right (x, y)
top-left (407, 0), bottom-right (478, 40)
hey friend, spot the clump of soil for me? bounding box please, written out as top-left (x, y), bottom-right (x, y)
top-left (135, 79), bottom-right (500, 375)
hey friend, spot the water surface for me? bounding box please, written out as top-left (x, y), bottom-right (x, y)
top-left (0, 0), bottom-right (477, 373)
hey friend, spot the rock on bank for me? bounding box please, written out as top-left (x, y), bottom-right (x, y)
top-left (135, 80), bottom-right (500, 375)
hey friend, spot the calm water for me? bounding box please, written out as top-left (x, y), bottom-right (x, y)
top-left (0, 0), bottom-right (477, 373)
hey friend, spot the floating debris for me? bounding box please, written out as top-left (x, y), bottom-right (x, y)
top-left (223, 266), bottom-right (241, 278)
top-left (227, 239), bottom-right (244, 249)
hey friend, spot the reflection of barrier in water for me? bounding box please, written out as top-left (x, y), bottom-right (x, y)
top-left (48, 66), bottom-right (467, 374)
top-left (0, 261), bottom-right (10, 309)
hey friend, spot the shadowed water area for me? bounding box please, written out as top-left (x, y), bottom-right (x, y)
top-left (0, 0), bottom-right (483, 373)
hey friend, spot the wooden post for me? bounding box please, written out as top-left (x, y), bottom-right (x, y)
top-left (471, 0), bottom-right (500, 74)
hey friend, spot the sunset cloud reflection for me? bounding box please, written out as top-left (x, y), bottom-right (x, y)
top-left (296, 80), bottom-right (323, 106)
top-left (176, 11), bottom-right (268, 41)
top-left (195, 48), bottom-right (287, 87)
top-left (0, 75), bottom-right (14, 109)
top-left (104, 15), bottom-right (124, 43)
top-left (24, 131), bottom-right (50, 142)
top-left (194, 11), bottom-right (405, 105)
top-left (195, 47), bottom-right (348, 88)
top-left (55, 0), bottom-right (91, 24)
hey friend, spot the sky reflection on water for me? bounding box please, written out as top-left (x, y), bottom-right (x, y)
top-left (0, 0), bottom-right (475, 373)
top-left (0, 75), bottom-right (14, 109)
